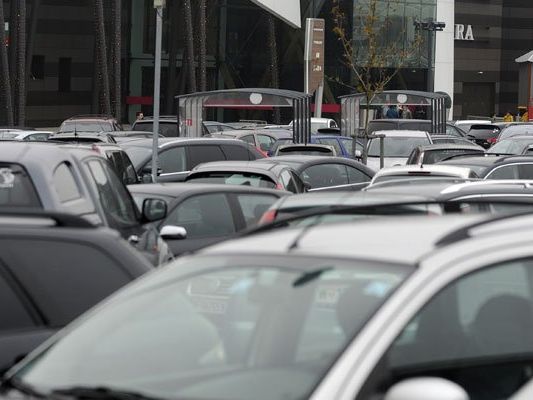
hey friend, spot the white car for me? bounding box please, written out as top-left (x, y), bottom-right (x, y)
top-left (6, 212), bottom-right (533, 400)
top-left (454, 119), bottom-right (492, 132)
top-left (366, 129), bottom-right (432, 171)
top-left (368, 164), bottom-right (479, 187)
top-left (289, 117), bottom-right (338, 133)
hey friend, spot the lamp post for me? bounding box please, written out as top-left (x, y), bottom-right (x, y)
top-left (151, 0), bottom-right (165, 182)
top-left (414, 19), bottom-right (445, 93)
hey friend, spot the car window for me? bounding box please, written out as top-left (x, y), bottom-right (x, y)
top-left (86, 160), bottom-right (139, 229)
top-left (346, 165), bottom-right (371, 183)
top-left (340, 137), bottom-right (358, 156)
top-left (220, 144), bottom-right (251, 161)
top-left (256, 135), bottom-right (276, 152)
top-left (0, 163), bottom-right (41, 207)
top-left (165, 194), bottom-right (236, 239)
top-left (367, 137), bottom-right (431, 157)
top-left (446, 124), bottom-right (464, 137)
top-left (240, 135), bottom-right (256, 146)
top-left (158, 147), bottom-right (187, 174)
top-left (317, 138), bottom-right (342, 155)
top-left (279, 169), bottom-right (298, 193)
top-left (107, 151), bottom-right (138, 185)
top-left (3, 239), bottom-right (132, 327)
top-left (25, 133), bottom-right (49, 141)
top-left (0, 264), bottom-right (35, 331)
top-left (53, 163), bottom-right (81, 203)
top-left (188, 145), bottom-right (226, 168)
top-left (302, 164), bottom-right (349, 188)
top-left (486, 165), bottom-right (519, 179)
top-left (517, 163), bottom-right (533, 179)
top-left (359, 258), bottom-right (533, 400)
top-left (236, 194), bottom-right (278, 227)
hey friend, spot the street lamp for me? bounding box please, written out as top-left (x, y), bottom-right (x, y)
top-left (151, 0), bottom-right (165, 182)
top-left (414, 19), bottom-right (446, 93)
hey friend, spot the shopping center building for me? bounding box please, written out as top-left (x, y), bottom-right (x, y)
top-left (12, 0), bottom-right (533, 126)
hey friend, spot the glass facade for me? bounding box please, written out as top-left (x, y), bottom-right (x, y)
top-left (352, 0), bottom-right (437, 69)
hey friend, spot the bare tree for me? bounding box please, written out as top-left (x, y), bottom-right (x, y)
top-left (184, 0), bottom-right (197, 92)
top-left (26, 0), bottom-right (40, 85)
top-left (198, 0), bottom-right (207, 91)
top-left (112, 0), bottom-right (121, 122)
top-left (0, 0), bottom-right (13, 125)
top-left (332, 0), bottom-right (422, 141)
top-left (165, 0), bottom-right (179, 114)
top-left (16, 0), bottom-right (26, 125)
top-left (94, 0), bottom-right (111, 115)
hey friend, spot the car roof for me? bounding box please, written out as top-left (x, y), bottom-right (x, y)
top-left (417, 143), bottom-right (483, 151)
top-left (128, 182), bottom-right (289, 197)
top-left (440, 155), bottom-right (533, 167)
top-left (262, 155), bottom-right (352, 164)
top-left (497, 135), bottom-right (533, 143)
top-left (438, 180), bottom-right (533, 198)
top-left (119, 137), bottom-right (245, 148)
top-left (373, 164), bottom-right (475, 178)
top-left (372, 130), bottom-right (429, 137)
top-left (190, 160), bottom-right (283, 173)
top-left (0, 142), bottom-right (88, 164)
top-left (202, 214), bottom-right (489, 264)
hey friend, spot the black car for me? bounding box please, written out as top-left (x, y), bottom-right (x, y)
top-left (257, 155), bottom-right (375, 191)
top-left (466, 124), bottom-right (501, 148)
top-left (406, 143), bottom-right (485, 165)
top-left (121, 138), bottom-right (265, 183)
top-left (0, 210), bottom-right (152, 372)
top-left (439, 155), bottom-right (533, 179)
top-left (0, 142), bottom-right (171, 265)
top-left (185, 161), bottom-right (306, 193)
top-left (129, 183), bottom-right (289, 256)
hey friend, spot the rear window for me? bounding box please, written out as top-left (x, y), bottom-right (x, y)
top-left (423, 148), bottom-right (484, 164)
top-left (277, 146), bottom-right (333, 156)
top-left (0, 163), bottom-right (41, 207)
top-left (187, 172), bottom-right (277, 189)
top-left (133, 121), bottom-right (178, 137)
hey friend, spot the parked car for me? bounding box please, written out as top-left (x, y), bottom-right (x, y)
top-left (210, 129), bottom-right (292, 156)
top-left (496, 122), bottom-right (533, 141)
top-left (257, 155), bottom-right (374, 191)
top-left (8, 212), bottom-right (533, 400)
top-left (203, 121), bottom-right (239, 134)
top-left (129, 183), bottom-right (289, 256)
top-left (0, 210), bottom-right (152, 373)
top-left (0, 131), bottom-right (51, 141)
top-left (289, 117), bottom-right (338, 133)
top-left (368, 164), bottom-right (479, 187)
top-left (131, 115), bottom-right (180, 137)
top-left (121, 138), bottom-right (265, 183)
top-left (109, 130), bottom-right (162, 139)
top-left (431, 135), bottom-right (477, 146)
top-left (185, 161), bottom-right (306, 193)
top-left (269, 135), bottom-right (364, 159)
top-left (453, 119), bottom-right (492, 132)
top-left (439, 154), bottom-right (533, 179)
top-left (0, 142), bottom-right (171, 265)
top-left (58, 115), bottom-right (122, 133)
top-left (49, 132), bottom-right (117, 144)
top-left (487, 136), bottom-right (533, 155)
top-left (275, 143), bottom-right (337, 157)
top-left (406, 143), bottom-right (484, 165)
top-left (465, 124), bottom-right (501, 148)
top-left (366, 130), bottom-right (433, 170)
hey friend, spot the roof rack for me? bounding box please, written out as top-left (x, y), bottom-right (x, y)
top-left (0, 209), bottom-right (95, 228)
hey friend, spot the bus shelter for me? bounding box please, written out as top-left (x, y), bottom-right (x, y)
top-left (176, 88), bottom-right (313, 143)
top-left (340, 90), bottom-right (450, 137)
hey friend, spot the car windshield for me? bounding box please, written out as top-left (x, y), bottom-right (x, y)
top-left (499, 125), bottom-right (533, 140)
top-left (60, 121), bottom-right (113, 133)
top-left (13, 255), bottom-right (412, 400)
top-left (187, 172), bottom-right (277, 189)
top-left (368, 137), bottom-right (430, 157)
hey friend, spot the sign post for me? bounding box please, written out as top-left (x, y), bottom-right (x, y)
top-left (304, 18), bottom-right (325, 117)
top-left (151, 0), bottom-right (165, 183)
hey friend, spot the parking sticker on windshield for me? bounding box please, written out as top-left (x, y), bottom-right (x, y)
top-left (0, 168), bottom-right (15, 188)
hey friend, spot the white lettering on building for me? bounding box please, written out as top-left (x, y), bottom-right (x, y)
top-left (455, 24), bottom-right (474, 41)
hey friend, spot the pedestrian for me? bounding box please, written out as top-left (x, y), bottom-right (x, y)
top-left (136, 111), bottom-right (144, 121)
top-left (386, 105), bottom-right (399, 119)
top-left (522, 110), bottom-right (529, 122)
top-left (503, 111), bottom-right (514, 122)
top-left (402, 106), bottom-right (412, 119)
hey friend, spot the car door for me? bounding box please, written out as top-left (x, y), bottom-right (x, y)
top-left (0, 258), bottom-right (51, 373)
top-left (159, 193), bottom-right (238, 256)
top-left (355, 257), bottom-right (533, 400)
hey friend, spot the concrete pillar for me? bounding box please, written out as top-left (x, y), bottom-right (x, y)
top-left (434, 0), bottom-right (454, 119)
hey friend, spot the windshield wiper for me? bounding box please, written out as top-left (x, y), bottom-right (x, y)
top-left (1, 376), bottom-right (47, 398)
top-left (51, 386), bottom-right (164, 400)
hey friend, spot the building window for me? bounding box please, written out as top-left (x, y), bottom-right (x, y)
top-left (31, 55), bottom-right (45, 80)
top-left (58, 57), bottom-right (71, 92)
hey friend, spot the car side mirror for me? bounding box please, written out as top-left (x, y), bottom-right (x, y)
top-left (303, 181), bottom-right (312, 191)
top-left (142, 198), bottom-right (167, 222)
top-left (384, 378), bottom-right (469, 400)
top-left (160, 225), bottom-right (187, 240)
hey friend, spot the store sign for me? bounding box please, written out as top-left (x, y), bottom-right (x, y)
top-left (304, 18), bottom-right (325, 94)
top-left (455, 24), bottom-right (474, 41)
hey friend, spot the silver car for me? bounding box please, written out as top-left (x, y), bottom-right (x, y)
top-left (4, 212), bottom-right (533, 400)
